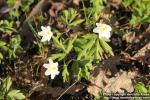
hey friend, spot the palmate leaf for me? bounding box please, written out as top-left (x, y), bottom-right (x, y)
top-left (21, 0), bottom-right (34, 12)
top-left (59, 8), bottom-right (83, 27)
top-left (62, 64), bottom-right (69, 82)
top-left (134, 83), bottom-right (148, 93)
top-left (148, 86), bottom-right (150, 94)
top-left (50, 53), bottom-right (65, 61)
top-left (2, 77), bottom-right (12, 93)
top-left (68, 8), bottom-right (78, 23)
top-left (72, 59), bottom-right (92, 80)
top-left (77, 39), bottom-right (95, 60)
top-left (141, 16), bottom-right (150, 23)
top-left (95, 39), bottom-right (103, 60)
top-left (81, 67), bottom-right (90, 79)
top-left (123, 0), bottom-right (134, 7)
top-left (52, 36), bottom-right (66, 53)
top-left (0, 91), bottom-right (4, 100)
top-left (7, 90), bottom-right (25, 100)
top-left (0, 77), bottom-right (25, 100)
top-left (66, 35), bottom-right (77, 53)
top-left (99, 38), bottom-right (114, 56)
top-left (0, 41), bottom-right (6, 46)
top-left (72, 61), bottom-right (81, 80)
top-left (0, 52), bottom-right (3, 60)
top-left (82, 34), bottom-right (97, 39)
top-left (87, 46), bottom-right (95, 59)
top-left (69, 19), bottom-right (84, 27)
top-left (51, 36), bottom-right (77, 61)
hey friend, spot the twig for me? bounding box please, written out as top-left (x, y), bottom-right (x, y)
top-left (57, 80), bottom-right (79, 100)
top-left (26, 0), bottom-right (46, 21)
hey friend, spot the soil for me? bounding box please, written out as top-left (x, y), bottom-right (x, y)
top-left (0, 0), bottom-right (150, 100)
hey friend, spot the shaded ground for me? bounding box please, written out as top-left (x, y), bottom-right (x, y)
top-left (0, 0), bottom-right (150, 99)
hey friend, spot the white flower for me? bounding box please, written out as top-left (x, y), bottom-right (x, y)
top-left (43, 59), bottom-right (59, 79)
top-left (38, 26), bottom-right (53, 42)
top-left (93, 23), bottom-right (112, 39)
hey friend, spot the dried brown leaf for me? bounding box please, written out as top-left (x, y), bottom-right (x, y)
top-left (123, 31), bottom-right (136, 43)
top-left (87, 68), bottom-right (107, 97)
top-left (73, 0), bottom-right (80, 6)
top-left (133, 43), bottom-right (150, 65)
top-left (104, 71), bottom-right (135, 93)
top-left (88, 68), bottom-right (136, 96)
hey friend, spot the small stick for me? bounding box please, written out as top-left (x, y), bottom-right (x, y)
top-left (57, 80), bottom-right (79, 100)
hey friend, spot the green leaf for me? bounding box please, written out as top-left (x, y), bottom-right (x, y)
top-left (95, 39), bottom-right (102, 60)
top-left (66, 35), bottom-right (77, 53)
top-left (123, 0), bottom-right (134, 7)
top-left (81, 68), bottom-right (90, 80)
top-left (99, 39), bottom-right (114, 56)
top-left (69, 19), bottom-right (84, 26)
top-left (50, 53), bottom-right (66, 61)
top-left (87, 46), bottom-right (95, 58)
top-left (97, 40), bottom-right (104, 59)
top-left (21, 0), bottom-right (34, 12)
top-left (2, 77), bottom-right (12, 92)
top-left (74, 47), bottom-right (82, 53)
top-left (82, 34), bottom-right (97, 39)
top-left (0, 41), bottom-right (6, 46)
top-left (50, 53), bottom-right (65, 60)
top-left (7, 90), bottom-right (25, 100)
top-left (141, 16), bottom-right (150, 23)
top-left (59, 8), bottom-right (84, 27)
top-left (101, 37), bottom-right (110, 42)
top-left (72, 61), bottom-right (81, 80)
top-left (69, 8), bottom-right (77, 23)
top-left (58, 54), bottom-right (66, 61)
top-left (77, 39), bottom-right (95, 60)
top-left (0, 91), bottom-right (4, 100)
top-left (130, 15), bottom-right (139, 25)
top-left (62, 64), bottom-right (69, 82)
top-left (147, 86), bottom-right (150, 94)
top-left (6, 0), bottom-right (16, 6)
top-left (0, 52), bottom-right (3, 60)
top-left (134, 83), bottom-right (148, 93)
top-left (52, 36), bottom-right (66, 53)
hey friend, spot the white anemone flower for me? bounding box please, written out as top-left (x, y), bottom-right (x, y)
top-left (93, 23), bottom-right (112, 39)
top-left (38, 26), bottom-right (53, 42)
top-left (43, 59), bottom-right (59, 79)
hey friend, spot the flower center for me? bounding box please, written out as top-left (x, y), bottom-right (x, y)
top-left (45, 32), bottom-right (50, 36)
top-left (100, 27), bottom-right (107, 32)
top-left (49, 65), bottom-right (57, 72)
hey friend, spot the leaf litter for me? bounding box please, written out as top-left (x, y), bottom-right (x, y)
top-left (88, 67), bottom-right (137, 97)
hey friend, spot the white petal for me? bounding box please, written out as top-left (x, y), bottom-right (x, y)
top-left (55, 70), bottom-right (59, 75)
top-left (96, 23), bottom-right (101, 26)
top-left (51, 74), bottom-right (56, 79)
top-left (49, 59), bottom-right (53, 63)
top-left (104, 32), bottom-right (111, 39)
top-left (41, 35), bottom-right (51, 42)
top-left (93, 27), bottom-right (100, 33)
top-left (99, 33), bottom-right (103, 39)
top-left (106, 25), bottom-right (112, 31)
top-left (54, 62), bottom-right (58, 67)
top-left (45, 69), bottom-right (51, 76)
top-left (99, 32), bottom-right (111, 39)
top-left (41, 36), bottom-right (48, 42)
top-left (46, 26), bottom-right (51, 31)
top-left (41, 26), bottom-right (47, 31)
top-left (38, 31), bottom-right (44, 36)
top-left (47, 34), bottom-right (52, 41)
top-left (43, 64), bottom-right (50, 68)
